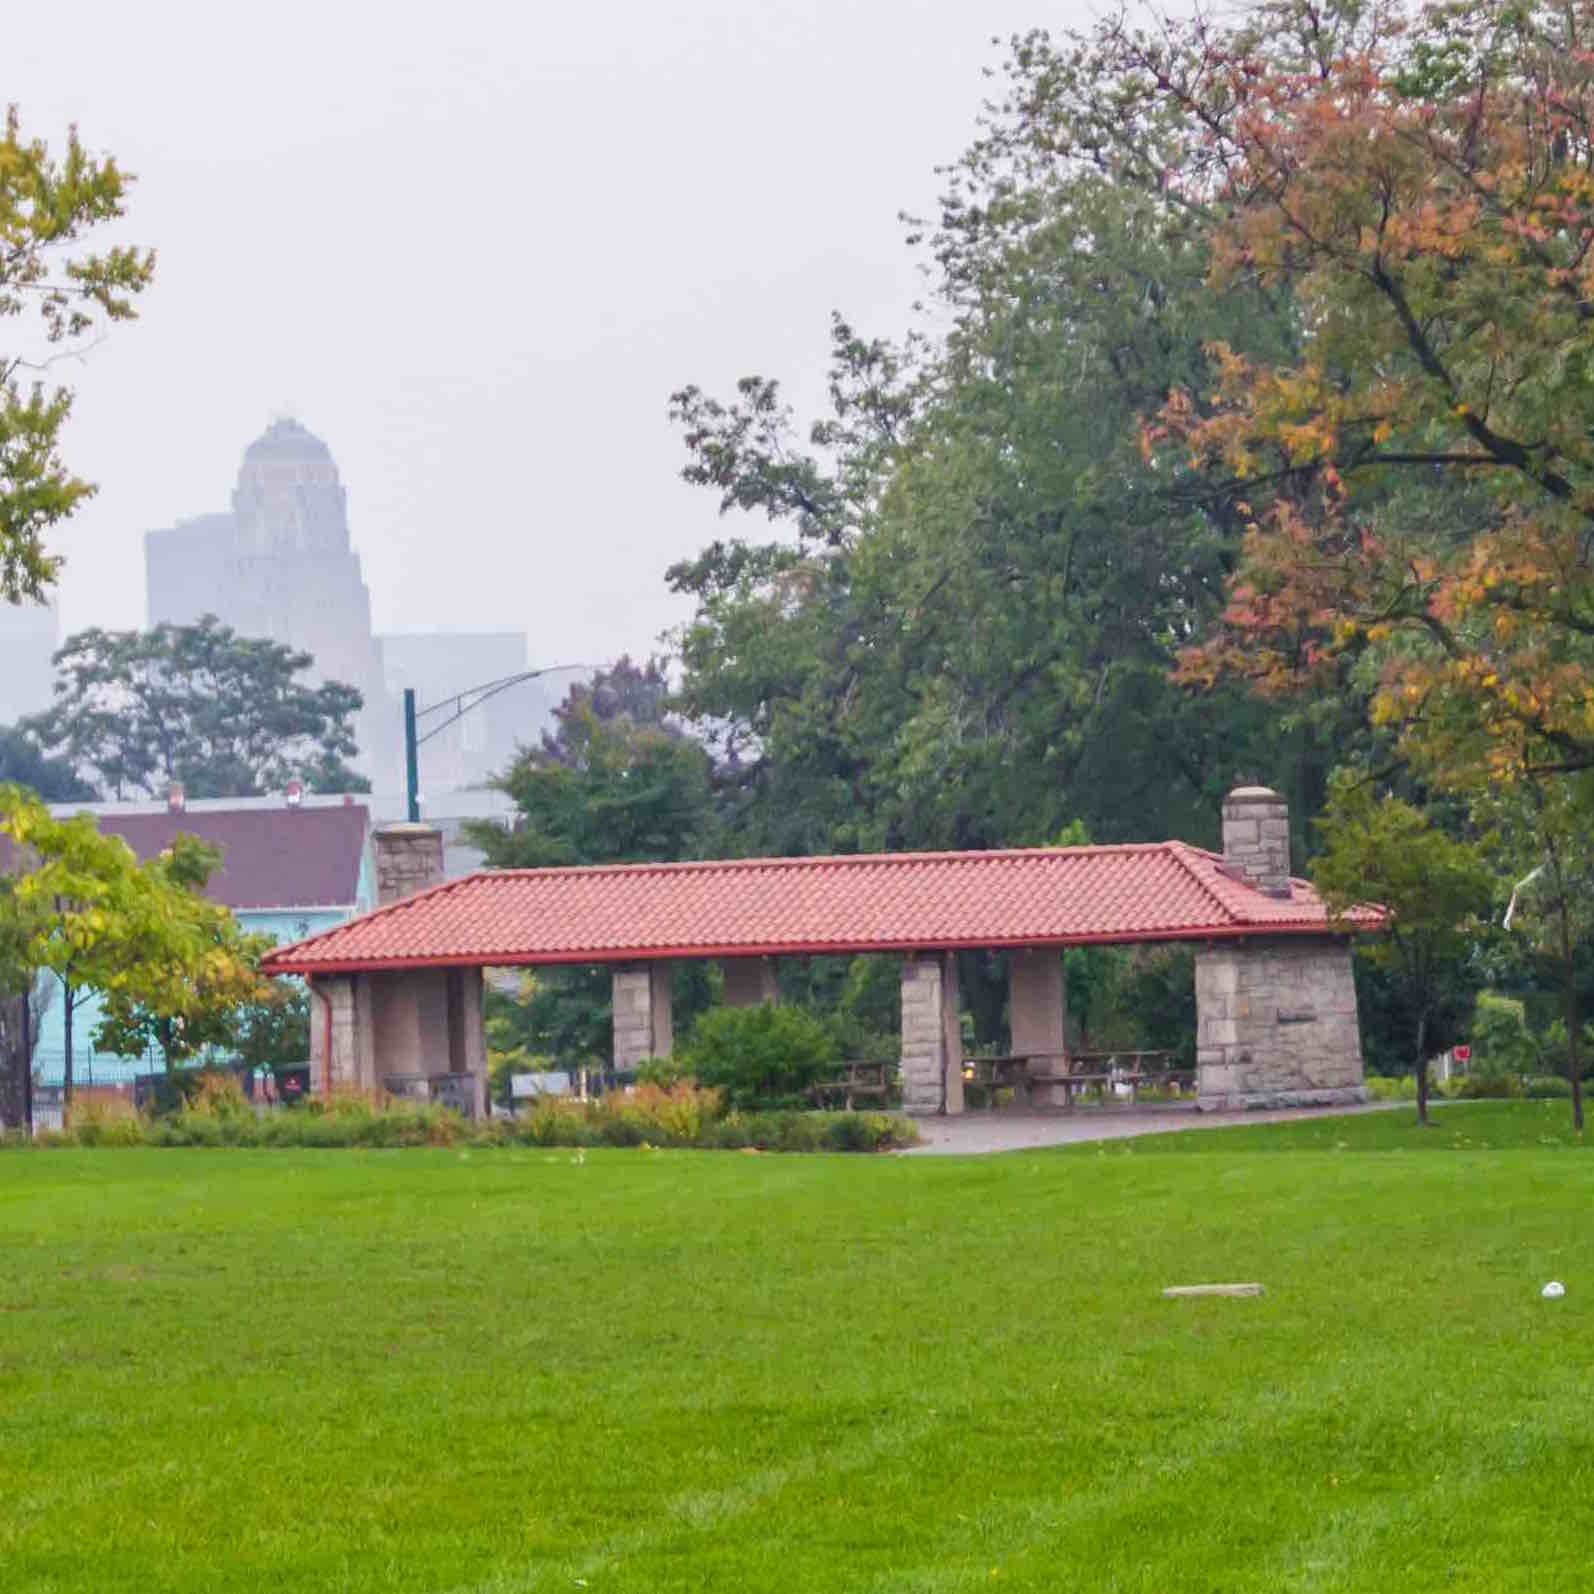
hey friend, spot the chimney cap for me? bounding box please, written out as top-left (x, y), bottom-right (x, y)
top-left (1225, 784), bottom-right (1283, 804)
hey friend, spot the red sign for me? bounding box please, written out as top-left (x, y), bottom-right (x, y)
top-left (1454, 1045), bottom-right (1472, 1063)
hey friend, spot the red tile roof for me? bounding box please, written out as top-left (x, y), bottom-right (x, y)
top-left (262, 841), bottom-right (1380, 974)
top-left (69, 806), bottom-right (369, 912)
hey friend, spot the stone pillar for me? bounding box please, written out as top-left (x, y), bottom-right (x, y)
top-left (1009, 947), bottom-right (1068, 1107)
top-left (308, 973), bottom-right (373, 1096)
top-left (373, 823), bottom-right (446, 905)
top-left (722, 957), bottom-right (778, 1007)
top-left (1195, 936), bottom-right (1368, 1110)
top-left (447, 967), bottom-right (488, 1118)
top-left (613, 963), bottom-right (673, 1071)
top-left (900, 952), bottom-right (964, 1116)
top-left (1220, 786), bottom-right (1292, 899)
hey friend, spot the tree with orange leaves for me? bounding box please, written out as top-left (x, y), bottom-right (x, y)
top-left (1089, 0), bottom-right (1594, 789)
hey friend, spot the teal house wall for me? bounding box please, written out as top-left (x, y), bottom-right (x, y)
top-left (32, 801), bottom-right (375, 1087)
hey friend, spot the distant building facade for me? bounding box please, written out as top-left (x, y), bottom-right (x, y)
top-left (31, 794), bottom-right (376, 1086)
top-left (145, 419), bottom-right (392, 777)
top-left (0, 599), bottom-right (59, 726)
top-left (144, 418), bottom-right (547, 793)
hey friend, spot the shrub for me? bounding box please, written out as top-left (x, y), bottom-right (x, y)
top-left (188, 1071), bottom-right (254, 1122)
top-left (7, 1078), bottom-right (909, 1155)
top-left (634, 1055), bottom-right (690, 1087)
top-left (1364, 1075), bottom-right (1417, 1101)
top-left (1469, 993), bottom-right (1539, 1077)
top-left (630, 1081), bottom-right (719, 1141)
top-left (674, 1003), bottom-right (838, 1110)
top-left (1521, 1074), bottom-right (1574, 1100)
top-left (1449, 1071), bottom-right (1521, 1100)
top-left (67, 1093), bottom-right (145, 1147)
top-left (821, 1112), bottom-right (914, 1152)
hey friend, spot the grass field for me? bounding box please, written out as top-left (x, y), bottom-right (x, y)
top-left (3, 1101), bottom-right (1593, 1591)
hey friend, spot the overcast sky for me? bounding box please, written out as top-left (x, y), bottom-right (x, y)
top-left (13, 0), bottom-right (1081, 667)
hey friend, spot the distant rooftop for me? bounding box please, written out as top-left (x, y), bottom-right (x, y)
top-left (17, 802), bottom-right (372, 913)
top-left (51, 789), bottom-right (516, 885)
top-left (243, 416), bottom-right (333, 462)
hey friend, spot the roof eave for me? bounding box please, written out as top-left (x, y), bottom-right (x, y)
top-left (261, 919), bottom-right (1367, 976)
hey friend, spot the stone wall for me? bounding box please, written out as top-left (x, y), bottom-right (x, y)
top-left (308, 972), bottom-right (374, 1095)
top-left (1008, 947), bottom-right (1067, 1107)
top-left (613, 963), bottom-right (672, 1070)
top-left (373, 823), bottom-right (445, 906)
top-left (900, 953), bottom-right (962, 1115)
top-left (1195, 936), bottom-right (1366, 1110)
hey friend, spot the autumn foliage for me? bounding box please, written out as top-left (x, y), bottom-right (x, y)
top-left (1112, 0), bottom-right (1594, 786)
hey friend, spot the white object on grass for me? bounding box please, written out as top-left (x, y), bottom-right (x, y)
top-left (1162, 1283), bottom-right (1265, 1298)
top-left (1542, 1280), bottom-right (1567, 1299)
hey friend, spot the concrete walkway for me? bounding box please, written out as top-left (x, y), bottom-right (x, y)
top-left (900, 1100), bottom-right (1400, 1155)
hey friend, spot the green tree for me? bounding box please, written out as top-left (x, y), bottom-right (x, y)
top-left (471, 662), bottom-right (717, 1070)
top-left (228, 980), bottom-right (311, 1070)
top-left (0, 785), bottom-right (265, 1105)
top-left (1310, 778), bottom-right (1494, 1126)
top-left (91, 931), bottom-right (272, 1072)
top-left (1483, 776), bottom-right (1594, 1131)
top-left (473, 656), bottom-right (711, 870)
top-left (0, 723), bottom-right (94, 802)
top-left (0, 107), bottom-right (153, 604)
top-left (666, 32), bottom-right (1367, 865)
top-left (27, 616), bottom-right (368, 798)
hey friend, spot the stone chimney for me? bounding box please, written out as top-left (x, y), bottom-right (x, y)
top-left (1220, 785), bottom-right (1292, 899)
top-left (167, 782), bottom-right (186, 814)
top-left (373, 822), bottom-right (445, 906)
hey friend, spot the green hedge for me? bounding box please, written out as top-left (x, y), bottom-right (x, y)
top-left (8, 1082), bottom-right (918, 1155)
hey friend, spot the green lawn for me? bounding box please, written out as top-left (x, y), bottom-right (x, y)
top-left (3, 1104), bottom-right (1593, 1591)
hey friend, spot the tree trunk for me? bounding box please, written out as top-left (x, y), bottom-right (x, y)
top-left (62, 980), bottom-right (74, 1113)
top-left (22, 987), bottom-right (31, 1136)
top-left (1556, 896), bottom-right (1584, 1133)
top-left (1415, 1009), bottom-right (1430, 1127)
top-left (0, 992), bottom-right (27, 1133)
top-left (1565, 964), bottom-right (1584, 1134)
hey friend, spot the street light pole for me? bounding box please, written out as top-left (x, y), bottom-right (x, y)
top-left (404, 688), bottom-right (421, 823)
top-left (401, 664), bottom-right (594, 823)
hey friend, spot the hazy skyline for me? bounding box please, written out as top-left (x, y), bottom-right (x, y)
top-left (12, 1), bottom-right (1076, 669)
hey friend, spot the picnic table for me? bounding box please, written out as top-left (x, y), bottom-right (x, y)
top-left (964, 1050), bottom-right (1194, 1110)
top-left (809, 1059), bottom-right (896, 1111)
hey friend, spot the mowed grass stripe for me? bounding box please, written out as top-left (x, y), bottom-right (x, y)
top-left (2, 1111), bottom-right (1592, 1590)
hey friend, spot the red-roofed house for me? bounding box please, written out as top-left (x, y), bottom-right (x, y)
top-left (266, 787), bottom-right (1381, 1117)
top-left (30, 795), bottom-right (374, 1085)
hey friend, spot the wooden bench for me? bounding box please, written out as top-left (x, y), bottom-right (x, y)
top-left (963, 1055), bottom-right (1045, 1110)
top-left (963, 1050), bottom-right (1194, 1110)
top-left (810, 1060), bottom-right (895, 1111)
top-left (1030, 1051), bottom-right (1193, 1108)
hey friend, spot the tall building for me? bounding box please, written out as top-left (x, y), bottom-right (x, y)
top-left (0, 599), bottom-right (59, 726)
top-left (146, 418), bottom-right (390, 773)
top-left (145, 418), bottom-right (543, 793)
